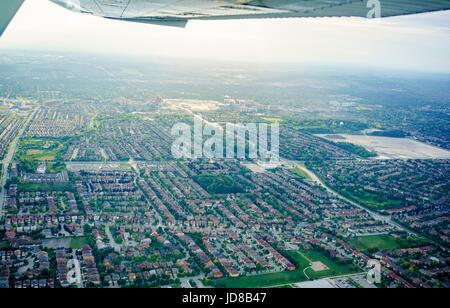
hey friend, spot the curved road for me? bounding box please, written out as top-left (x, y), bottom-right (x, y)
top-left (283, 160), bottom-right (447, 251)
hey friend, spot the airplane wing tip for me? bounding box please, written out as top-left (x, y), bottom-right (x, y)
top-left (0, 0), bottom-right (25, 37)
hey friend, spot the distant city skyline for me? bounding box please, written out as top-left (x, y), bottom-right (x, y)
top-left (0, 0), bottom-right (449, 73)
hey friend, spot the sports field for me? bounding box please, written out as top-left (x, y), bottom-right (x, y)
top-left (348, 234), bottom-right (402, 251)
top-left (212, 248), bottom-right (360, 288)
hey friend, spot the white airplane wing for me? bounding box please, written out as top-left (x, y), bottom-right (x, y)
top-left (47, 0), bottom-right (450, 25)
top-left (1, 0), bottom-right (450, 35)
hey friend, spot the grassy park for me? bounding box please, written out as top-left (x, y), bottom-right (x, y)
top-left (14, 137), bottom-right (69, 173)
top-left (287, 249), bottom-right (360, 280)
top-left (212, 248), bottom-right (360, 288)
top-left (348, 234), bottom-right (401, 251)
top-left (212, 268), bottom-right (307, 288)
top-left (289, 167), bottom-right (312, 180)
top-left (70, 237), bottom-right (89, 249)
top-left (348, 234), bottom-right (429, 252)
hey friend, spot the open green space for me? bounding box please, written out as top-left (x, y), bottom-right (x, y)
top-left (14, 137), bottom-right (69, 172)
top-left (70, 237), bottom-right (88, 249)
top-left (335, 142), bottom-right (377, 158)
top-left (347, 234), bottom-right (429, 252)
top-left (289, 167), bottom-right (312, 180)
top-left (212, 268), bottom-right (306, 288)
top-left (17, 182), bottom-right (73, 193)
top-left (348, 234), bottom-right (400, 251)
top-left (337, 188), bottom-right (403, 210)
top-left (287, 249), bottom-right (360, 280)
top-left (212, 248), bottom-right (359, 288)
top-left (281, 119), bottom-right (368, 134)
top-left (193, 174), bottom-right (244, 194)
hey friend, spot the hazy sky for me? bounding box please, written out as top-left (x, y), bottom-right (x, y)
top-left (1, 0), bottom-right (450, 72)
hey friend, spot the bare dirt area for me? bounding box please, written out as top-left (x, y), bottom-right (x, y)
top-left (317, 134), bottom-right (450, 159)
top-left (311, 261), bottom-right (329, 272)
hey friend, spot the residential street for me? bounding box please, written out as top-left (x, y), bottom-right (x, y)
top-left (0, 108), bottom-right (36, 222)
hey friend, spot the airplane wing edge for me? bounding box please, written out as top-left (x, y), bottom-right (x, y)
top-left (0, 0), bottom-right (25, 37)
